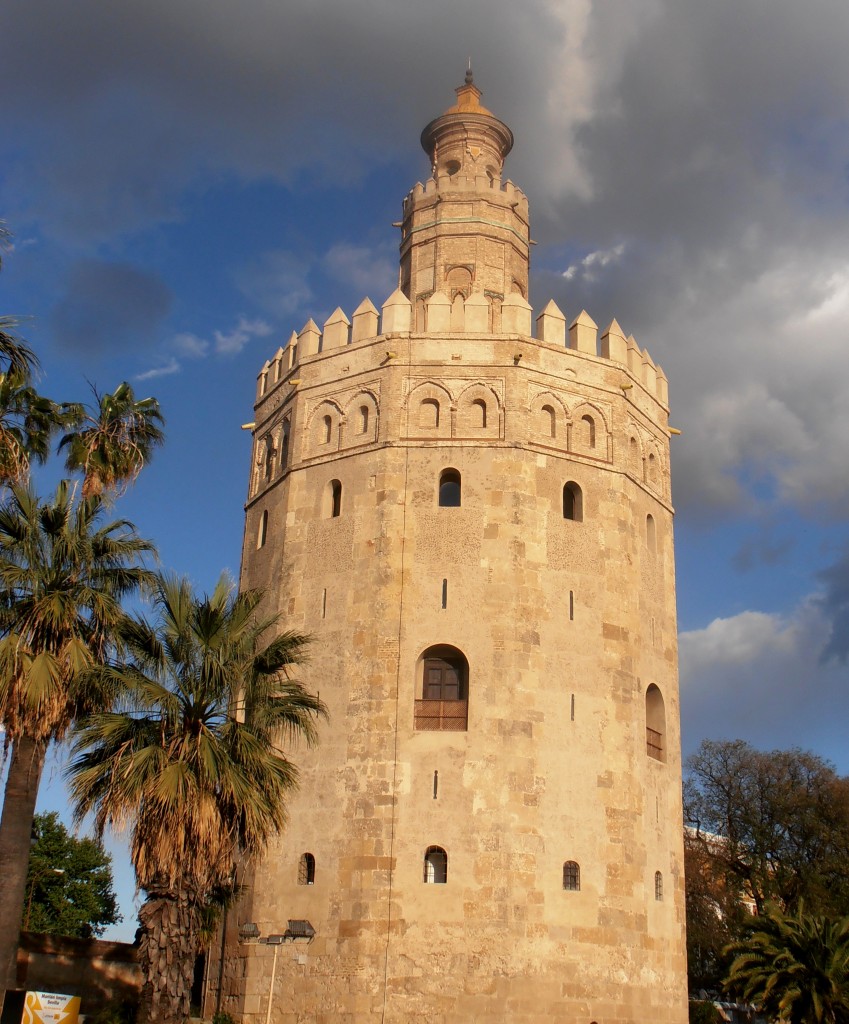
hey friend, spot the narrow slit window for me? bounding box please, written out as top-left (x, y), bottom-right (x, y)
top-left (441, 579), bottom-right (448, 609)
top-left (646, 514), bottom-right (657, 554)
top-left (570, 694), bottom-right (575, 722)
top-left (541, 404), bottom-right (556, 438)
top-left (581, 414), bottom-right (596, 448)
top-left (472, 399), bottom-right (487, 428)
top-left (330, 480), bottom-right (342, 518)
top-left (257, 510), bottom-right (268, 549)
top-left (424, 846), bottom-right (448, 884)
top-left (419, 398), bottom-right (440, 429)
top-left (433, 771), bottom-right (438, 799)
top-left (321, 588), bottom-right (327, 619)
top-left (298, 853), bottom-right (315, 885)
top-left (322, 415), bottom-right (332, 444)
top-left (359, 405), bottom-right (369, 434)
top-left (569, 590), bottom-right (574, 621)
top-left (280, 421), bottom-right (290, 470)
top-left (655, 871), bottom-right (663, 901)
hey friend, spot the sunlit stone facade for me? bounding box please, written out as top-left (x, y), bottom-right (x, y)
top-left (210, 72), bottom-right (688, 1024)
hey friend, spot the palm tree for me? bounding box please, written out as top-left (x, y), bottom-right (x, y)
top-left (724, 903), bottom-right (849, 1024)
top-left (68, 574), bottom-right (326, 1024)
top-left (0, 482), bottom-right (155, 1009)
top-left (0, 371), bottom-right (64, 486)
top-left (59, 381), bottom-right (165, 497)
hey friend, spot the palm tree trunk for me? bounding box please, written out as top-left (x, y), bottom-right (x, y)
top-left (137, 890), bottom-right (199, 1024)
top-left (0, 735), bottom-right (47, 1015)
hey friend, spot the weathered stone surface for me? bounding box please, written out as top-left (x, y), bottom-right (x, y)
top-left (210, 74), bottom-right (686, 1024)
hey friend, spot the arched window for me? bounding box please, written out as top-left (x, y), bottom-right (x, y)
top-left (655, 870), bottom-right (664, 901)
top-left (581, 414), bottom-right (596, 448)
top-left (419, 398), bottom-right (440, 429)
top-left (329, 480), bottom-right (342, 518)
top-left (280, 421), bottom-right (290, 470)
top-left (646, 684), bottom-right (666, 762)
top-left (298, 853), bottom-right (315, 885)
top-left (423, 846), bottom-right (448, 884)
top-left (257, 510), bottom-right (268, 549)
top-left (359, 405), bottom-right (369, 434)
top-left (563, 482), bottom-right (583, 521)
top-left (471, 399), bottom-right (487, 429)
top-left (541, 404), bottom-right (556, 438)
top-left (439, 469), bottom-right (461, 507)
top-left (563, 861), bottom-right (581, 891)
top-left (646, 514), bottom-right (656, 554)
top-left (415, 644), bottom-right (469, 731)
top-left (322, 415), bottom-right (332, 445)
top-left (647, 451), bottom-right (658, 486)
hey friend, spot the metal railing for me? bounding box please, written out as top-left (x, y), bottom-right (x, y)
top-left (646, 727), bottom-right (663, 760)
top-left (414, 699), bottom-right (468, 731)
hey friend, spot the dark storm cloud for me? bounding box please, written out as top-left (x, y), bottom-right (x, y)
top-left (50, 260), bottom-right (172, 356)
top-left (7, 0), bottom-right (849, 517)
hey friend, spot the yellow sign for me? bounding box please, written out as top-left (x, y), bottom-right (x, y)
top-left (22, 991), bottom-right (80, 1024)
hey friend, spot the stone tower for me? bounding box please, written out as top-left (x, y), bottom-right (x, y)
top-left (214, 73), bottom-right (688, 1024)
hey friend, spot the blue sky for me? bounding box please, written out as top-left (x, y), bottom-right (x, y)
top-left (3, 0), bottom-right (849, 940)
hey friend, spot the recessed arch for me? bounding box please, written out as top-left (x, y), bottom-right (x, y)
top-left (308, 400), bottom-right (343, 453)
top-left (541, 404), bottom-right (556, 438)
top-left (405, 380), bottom-right (453, 439)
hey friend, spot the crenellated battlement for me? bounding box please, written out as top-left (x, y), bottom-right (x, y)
top-left (255, 289), bottom-right (668, 407)
top-left (403, 175), bottom-right (529, 215)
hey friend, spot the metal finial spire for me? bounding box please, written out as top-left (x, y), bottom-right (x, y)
top-left (465, 59), bottom-right (473, 85)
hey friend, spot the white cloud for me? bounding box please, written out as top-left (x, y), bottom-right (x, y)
top-left (680, 609), bottom-right (799, 676)
top-left (173, 332), bottom-right (209, 359)
top-left (323, 242), bottom-right (395, 300)
top-left (678, 596), bottom-right (849, 767)
top-left (562, 242), bottom-right (626, 282)
top-left (235, 251), bottom-right (313, 320)
top-left (135, 357), bottom-right (180, 381)
top-left (213, 316), bottom-right (272, 356)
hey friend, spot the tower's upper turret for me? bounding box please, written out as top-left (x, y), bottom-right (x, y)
top-left (400, 71), bottom-right (530, 330)
top-left (420, 67), bottom-right (514, 182)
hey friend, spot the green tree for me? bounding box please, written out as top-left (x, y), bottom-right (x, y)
top-left (724, 904), bottom-right (849, 1024)
top-left (0, 483), bottom-right (154, 1009)
top-left (59, 382), bottom-right (165, 498)
top-left (68, 574), bottom-right (327, 1024)
top-left (685, 740), bottom-right (849, 916)
top-left (23, 811), bottom-right (120, 938)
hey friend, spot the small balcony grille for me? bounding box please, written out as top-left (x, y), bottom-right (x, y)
top-left (414, 699), bottom-right (468, 731)
top-left (646, 727), bottom-right (663, 760)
